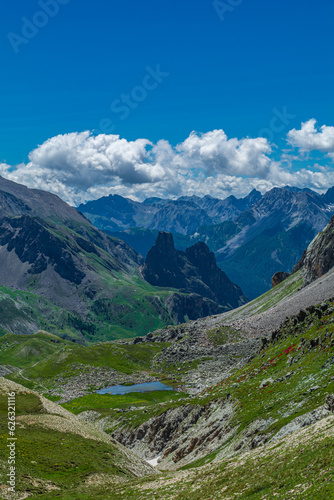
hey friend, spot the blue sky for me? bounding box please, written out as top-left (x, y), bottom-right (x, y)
top-left (0, 0), bottom-right (334, 203)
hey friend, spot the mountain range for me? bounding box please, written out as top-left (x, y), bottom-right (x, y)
top-left (0, 176), bottom-right (247, 340)
top-left (79, 186), bottom-right (334, 298)
top-left (77, 188), bottom-right (263, 235)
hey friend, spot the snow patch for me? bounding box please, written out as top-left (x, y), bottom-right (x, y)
top-left (146, 456), bottom-right (161, 467)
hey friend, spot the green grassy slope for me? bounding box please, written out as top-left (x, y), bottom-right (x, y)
top-left (0, 331), bottom-right (72, 368)
top-left (33, 422), bottom-right (334, 500)
top-left (0, 379), bottom-right (154, 498)
top-left (0, 276), bottom-right (177, 343)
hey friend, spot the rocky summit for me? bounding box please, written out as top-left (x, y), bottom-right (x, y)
top-left (141, 231), bottom-right (248, 311)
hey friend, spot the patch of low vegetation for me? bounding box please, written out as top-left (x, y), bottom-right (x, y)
top-left (0, 273), bottom-right (178, 344)
top-left (0, 331), bottom-right (72, 369)
top-left (62, 390), bottom-right (186, 415)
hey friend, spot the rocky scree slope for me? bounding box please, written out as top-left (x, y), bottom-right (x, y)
top-left (82, 414), bottom-right (334, 500)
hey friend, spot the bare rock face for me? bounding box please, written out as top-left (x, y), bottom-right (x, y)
top-left (303, 215), bottom-right (334, 286)
top-left (141, 232), bottom-right (248, 315)
top-left (271, 271), bottom-right (290, 288)
top-left (0, 215), bottom-right (86, 284)
top-left (324, 394), bottom-right (334, 413)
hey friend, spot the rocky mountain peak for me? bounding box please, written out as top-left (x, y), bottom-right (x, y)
top-left (185, 241), bottom-right (216, 273)
top-left (154, 231), bottom-right (177, 257)
top-left (322, 187), bottom-right (334, 205)
top-left (243, 188), bottom-right (262, 206)
top-left (141, 232), bottom-right (248, 311)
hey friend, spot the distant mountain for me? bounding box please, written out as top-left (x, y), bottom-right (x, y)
top-left (191, 187), bottom-right (334, 298)
top-left (271, 212), bottom-right (334, 290)
top-left (321, 186), bottom-right (334, 205)
top-left (177, 189), bottom-right (262, 224)
top-left (147, 200), bottom-right (212, 234)
top-left (141, 231), bottom-right (248, 321)
top-left (77, 190), bottom-right (263, 235)
top-left (79, 186), bottom-right (334, 300)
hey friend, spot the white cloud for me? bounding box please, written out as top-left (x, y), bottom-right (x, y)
top-left (287, 119), bottom-right (334, 159)
top-left (1, 125), bottom-right (334, 205)
top-left (176, 130), bottom-right (272, 177)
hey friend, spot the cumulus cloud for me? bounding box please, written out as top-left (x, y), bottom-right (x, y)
top-left (287, 119), bottom-right (334, 159)
top-left (177, 130), bottom-right (272, 177)
top-left (1, 125), bottom-right (333, 205)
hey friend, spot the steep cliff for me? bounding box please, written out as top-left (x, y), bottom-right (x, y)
top-left (303, 214), bottom-right (334, 286)
top-left (141, 232), bottom-right (248, 312)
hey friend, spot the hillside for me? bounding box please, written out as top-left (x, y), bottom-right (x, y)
top-left (2, 284), bottom-right (334, 498)
top-left (0, 378), bottom-right (154, 499)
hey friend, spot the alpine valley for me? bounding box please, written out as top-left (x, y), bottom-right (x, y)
top-left (1, 178), bottom-right (334, 499)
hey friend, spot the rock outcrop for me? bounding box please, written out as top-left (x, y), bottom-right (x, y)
top-left (271, 271), bottom-right (290, 288)
top-left (303, 215), bottom-right (334, 286)
top-left (141, 232), bottom-right (248, 312)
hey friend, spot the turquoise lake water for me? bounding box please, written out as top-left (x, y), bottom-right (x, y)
top-left (96, 381), bottom-right (175, 395)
